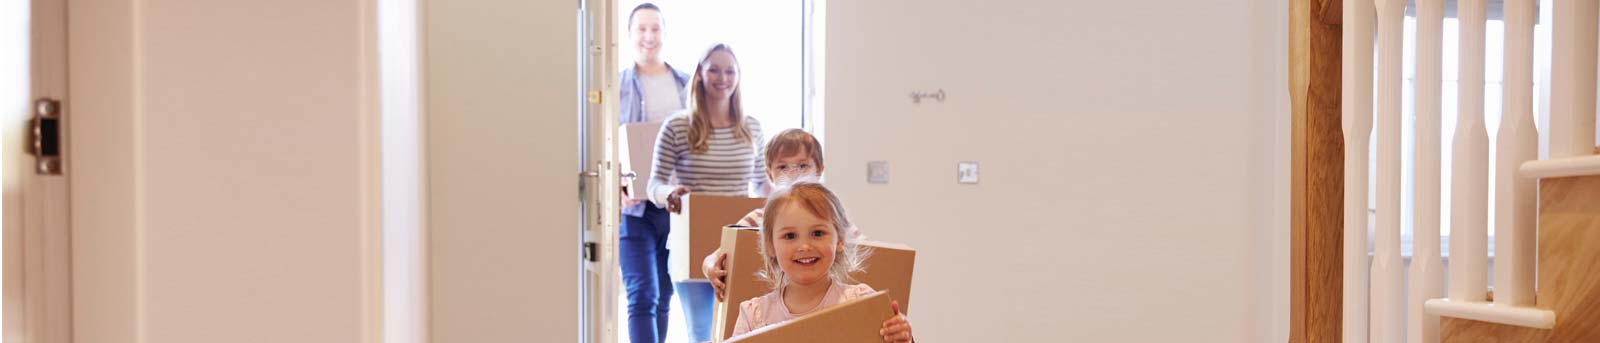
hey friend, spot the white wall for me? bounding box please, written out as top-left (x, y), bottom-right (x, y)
top-left (68, 0), bottom-right (383, 342)
top-left (821, 0), bottom-right (1290, 341)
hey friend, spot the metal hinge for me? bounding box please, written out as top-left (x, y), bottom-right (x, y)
top-left (29, 98), bottom-right (62, 175)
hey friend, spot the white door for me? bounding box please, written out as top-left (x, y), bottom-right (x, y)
top-left (5, 0), bottom-right (74, 341)
top-left (423, 0), bottom-right (601, 341)
top-left (50, 0), bottom-right (384, 341)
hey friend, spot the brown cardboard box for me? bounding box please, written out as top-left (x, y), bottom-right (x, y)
top-left (722, 291), bottom-right (895, 343)
top-left (712, 226), bottom-right (767, 342)
top-left (852, 240), bottom-right (916, 314)
top-left (618, 121), bottom-right (662, 201)
top-left (712, 229), bottom-right (916, 342)
top-left (668, 194), bottom-right (766, 281)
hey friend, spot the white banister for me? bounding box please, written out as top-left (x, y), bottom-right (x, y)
top-left (1422, 299), bottom-right (1556, 329)
top-left (1550, 0), bottom-right (1599, 159)
top-left (1494, 0), bottom-right (1539, 308)
top-left (1447, 0), bottom-right (1491, 305)
top-left (1408, 0), bottom-right (1446, 342)
top-left (1521, 154), bottom-right (1600, 178)
top-left (1342, 0), bottom-right (1376, 340)
top-left (1372, 0), bottom-right (1406, 341)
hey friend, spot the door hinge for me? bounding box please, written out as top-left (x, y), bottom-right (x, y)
top-left (587, 90), bottom-right (603, 104)
top-left (29, 98), bottom-right (62, 175)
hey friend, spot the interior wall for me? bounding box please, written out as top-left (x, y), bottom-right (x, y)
top-left (820, 0), bottom-right (1290, 341)
top-left (69, 0), bottom-right (384, 342)
top-left (423, 0), bottom-right (581, 341)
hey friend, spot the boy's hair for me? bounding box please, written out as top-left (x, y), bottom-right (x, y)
top-left (764, 129), bottom-right (825, 170)
top-left (758, 182), bottom-right (870, 290)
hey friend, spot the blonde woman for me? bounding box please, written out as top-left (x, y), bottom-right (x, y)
top-left (630, 43), bottom-right (765, 343)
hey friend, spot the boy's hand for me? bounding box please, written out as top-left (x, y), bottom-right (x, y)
top-left (704, 251), bottom-right (729, 301)
top-left (880, 301), bottom-right (913, 343)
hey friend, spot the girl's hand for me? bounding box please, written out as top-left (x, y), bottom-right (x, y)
top-left (704, 251), bottom-right (729, 301)
top-left (666, 187), bottom-right (690, 213)
top-left (880, 301), bottom-right (913, 343)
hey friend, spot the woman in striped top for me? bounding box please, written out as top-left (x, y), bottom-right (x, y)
top-left (648, 44), bottom-right (767, 208)
top-left (622, 43), bottom-right (765, 343)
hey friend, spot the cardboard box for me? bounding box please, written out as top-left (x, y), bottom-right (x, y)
top-left (852, 240), bottom-right (917, 314)
top-left (712, 229), bottom-right (917, 342)
top-left (722, 291), bottom-right (895, 343)
top-left (618, 121), bottom-right (663, 201)
top-left (669, 194), bottom-right (766, 281)
top-left (712, 227), bottom-right (768, 342)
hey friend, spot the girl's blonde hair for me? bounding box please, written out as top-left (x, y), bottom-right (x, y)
top-left (686, 43), bottom-right (754, 154)
top-left (758, 182), bottom-right (870, 290)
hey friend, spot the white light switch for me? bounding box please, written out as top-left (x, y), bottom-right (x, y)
top-left (867, 161), bottom-right (889, 184)
top-left (958, 162), bottom-right (979, 184)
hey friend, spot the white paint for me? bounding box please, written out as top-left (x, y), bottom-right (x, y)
top-left (1344, 0), bottom-right (1376, 340)
top-left (21, 0), bottom-right (74, 341)
top-left (1408, 1), bottom-right (1446, 342)
top-left (822, 0), bottom-right (1286, 340)
top-left (1520, 154), bottom-right (1600, 178)
top-left (1372, 0), bottom-right (1407, 341)
top-left (65, 1), bottom-right (141, 340)
top-left (1494, 0), bottom-right (1539, 308)
top-left (1549, 0), bottom-right (1599, 159)
top-left (424, 0), bottom-right (581, 341)
top-left (1423, 298), bottom-right (1555, 329)
top-left (67, 0), bottom-right (386, 342)
top-left (1448, 0), bottom-right (1491, 305)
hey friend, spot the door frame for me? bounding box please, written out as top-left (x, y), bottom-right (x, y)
top-left (580, 0), bottom-right (623, 342)
top-left (8, 0), bottom-right (76, 341)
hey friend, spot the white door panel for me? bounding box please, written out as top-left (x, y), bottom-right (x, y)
top-left (63, 0), bottom-right (384, 342)
top-left (424, 0), bottom-right (586, 341)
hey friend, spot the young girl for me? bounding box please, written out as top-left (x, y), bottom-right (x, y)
top-left (639, 43), bottom-right (766, 343)
top-left (730, 183), bottom-right (914, 342)
top-left (702, 129), bottom-right (864, 300)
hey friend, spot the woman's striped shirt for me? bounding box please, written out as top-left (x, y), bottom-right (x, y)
top-left (648, 113), bottom-right (766, 206)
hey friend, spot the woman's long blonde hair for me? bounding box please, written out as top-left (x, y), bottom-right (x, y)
top-left (686, 43), bottom-right (754, 154)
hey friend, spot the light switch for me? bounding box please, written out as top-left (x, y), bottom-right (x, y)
top-left (867, 161), bottom-right (889, 184)
top-left (958, 162), bottom-right (979, 184)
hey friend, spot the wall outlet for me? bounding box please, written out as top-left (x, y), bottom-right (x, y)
top-left (867, 161), bottom-right (889, 184)
top-left (958, 162), bottom-right (979, 184)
